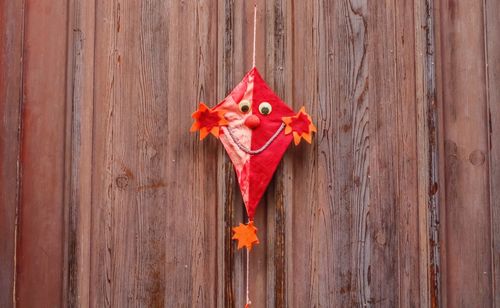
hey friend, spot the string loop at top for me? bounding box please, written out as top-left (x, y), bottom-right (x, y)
top-left (252, 3), bottom-right (257, 68)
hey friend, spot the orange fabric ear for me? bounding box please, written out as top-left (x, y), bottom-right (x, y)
top-left (190, 102), bottom-right (228, 140)
top-left (282, 106), bottom-right (317, 145)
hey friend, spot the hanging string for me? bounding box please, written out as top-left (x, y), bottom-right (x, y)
top-left (247, 4), bottom-right (257, 307)
top-left (252, 2), bottom-right (257, 68)
top-left (246, 240), bottom-right (251, 307)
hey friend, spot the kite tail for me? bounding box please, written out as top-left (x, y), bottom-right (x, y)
top-left (232, 218), bottom-right (258, 307)
top-left (246, 239), bottom-right (251, 308)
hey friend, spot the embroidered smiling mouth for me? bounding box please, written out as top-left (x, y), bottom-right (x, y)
top-left (224, 123), bottom-right (286, 155)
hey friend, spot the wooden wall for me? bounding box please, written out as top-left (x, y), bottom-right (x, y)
top-left (0, 0), bottom-right (498, 307)
top-left (436, 0), bottom-right (500, 306)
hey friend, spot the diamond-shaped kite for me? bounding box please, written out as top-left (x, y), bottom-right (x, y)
top-left (191, 67), bottom-right (316, 236)
top-left (190, 67), bottom-right (315, 308)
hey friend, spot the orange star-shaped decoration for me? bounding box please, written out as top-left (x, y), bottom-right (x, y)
top-left (190, 102), bottom-right (228, 140)
top-left (232, 221), bottom-right (259, 251)
top-left (282, 106), bottom-right (317, 145)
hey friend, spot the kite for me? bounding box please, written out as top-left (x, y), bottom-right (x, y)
top-left (190, 3), bottom-right (316, 306)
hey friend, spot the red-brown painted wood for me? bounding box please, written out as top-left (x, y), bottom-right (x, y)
top-left (14, 0), bottom-right (69, 307)
top-left (0, 1), bottom-right (24, 306)
top-left (0, 0), bottom-right (499, 306)
top-left (436, 0), bottom-right (496, 306)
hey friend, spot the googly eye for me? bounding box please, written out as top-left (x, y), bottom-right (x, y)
top-left (258, 102), bottom-right (272, 115)
top-left (239, 100), bottom-right (251, 113)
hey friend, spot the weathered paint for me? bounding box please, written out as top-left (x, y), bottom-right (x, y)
top-left (1, 0), bottom-right (499, 306)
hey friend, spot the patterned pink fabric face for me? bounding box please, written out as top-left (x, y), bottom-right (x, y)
top-left (213, 68), bottom-right (294, 219)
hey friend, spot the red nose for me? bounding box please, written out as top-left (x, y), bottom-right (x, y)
top-left (244, 115), bottom-right (260, 129)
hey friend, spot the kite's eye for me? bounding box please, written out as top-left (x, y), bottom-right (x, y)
top-left (258, 102), bottom-right (272, 115)
top-left (239, 100), bottom-right (251, 113)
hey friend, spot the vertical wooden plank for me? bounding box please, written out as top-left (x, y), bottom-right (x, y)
top-left (321, 0), bottom-right (371, 306)
top-left (288, 0), bottom-right (320, 306)
top-left (414, 0), bottom-right (441, 306)
top-left (163, 1), bottom-right (219, 307)
top-left (89, 1), bottom-right (116, 305)
top-left (66, 0), bottom-right (95, 306)
top-left (368, 0), bottom-right (423, 306)
top-left (15, 0), bottom-right (69, 306)
top-left (434, 2), bottom-right (450, 306)
top-left (264, 0), bottom-right (292, 306)
top-left (91, 1), bottom-right (136, 305)
top-left (344, 1), bottom-right (371, 304)
top-left (367, 1), bottom-right (399, 305)
top-left (0, 0), bottom-right (24, 306)
top-left (393, 0), bottom-right (422, 306)
top-left (484, 0), bottom-right (500, 305)
top-left (436, 0), bottom-right (493, 306)
top-left (217, 1), bottom-right (237, 306)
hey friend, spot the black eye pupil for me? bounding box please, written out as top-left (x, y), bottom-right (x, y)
top-left (241, 105), bottom-right (249, 112)
top-left (261, 107), bottom-right (269, 114)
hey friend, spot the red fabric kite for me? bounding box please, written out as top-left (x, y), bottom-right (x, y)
top-left (191, 68), bottom-right (316, 248)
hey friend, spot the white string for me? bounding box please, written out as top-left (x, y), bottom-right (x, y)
top-left (247, 4), bottom-right (257, 305)
top-left (246, 244), bottom-right (251, 306)
top-left (252, 2), bottom-right (257, 68)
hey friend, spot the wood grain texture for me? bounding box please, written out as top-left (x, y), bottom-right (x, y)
top-left (393, 0), bottom-right (421, 306)
top-left (90, 0), bottom-right (218, 306)
top-left (288, 0), bottom-right (321, 306)
top-left (289, 0), bottom-right (370, 306)
top-left (66, 0), bottom-right (95, 306)
top-left (288, 0), bottom-right (430, 306)
top-left (6, 0), bottom-right (500, 306)
top-left (436, 0), bottom-right (494, 306)
top-left (414, 0), bottom-right (441, 306)
top-left (317, 0), bottom-right (370, 306)
top-left (368, 1), bottom-right (400, 304)
top-left (367, 0), bottom-right (423, 305)
top-left (217, 1), bottom-right (237, 306)
top-left (485, 0), bottom-right (500, 305)
top-left (0, 0), bottom-right (23, 306)
top-left (166, 1), bottom-right (219, 306)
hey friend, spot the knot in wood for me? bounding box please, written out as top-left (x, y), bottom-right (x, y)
top-left (469, 150), bottom-right (485, 166)
top-left (116, 175), bottom-right (129, 189)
